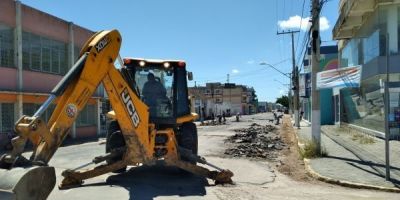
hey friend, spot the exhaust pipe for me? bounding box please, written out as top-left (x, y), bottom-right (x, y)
top-left (0, 166), bottom-right (56, 200)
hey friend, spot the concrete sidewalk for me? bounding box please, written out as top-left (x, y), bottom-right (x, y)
top-left (292, 119), bottom-right (400, 192)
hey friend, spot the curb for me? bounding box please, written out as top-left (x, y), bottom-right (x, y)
top-left (304, 159), bottom-right (400, 193)
top-left (287, 118), bottom-right (400, 193)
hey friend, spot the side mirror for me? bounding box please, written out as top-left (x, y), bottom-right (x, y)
top-left (187, 71), bottom-right (193, 81)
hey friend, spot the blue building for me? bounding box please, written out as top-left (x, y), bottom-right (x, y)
top-left (301, 45), bottom-right (339, 125)
top-left (334, 0), bottom-right (400, 138)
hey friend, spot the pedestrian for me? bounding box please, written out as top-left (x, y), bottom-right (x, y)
top-left (274, 110), bottom-right (282, 125)
top-left (222, 111), bottom-right (226, 124)
top-left (201, 107), bottom-right (205, 125)
top-left (300, 110), bottom-right (304, 121)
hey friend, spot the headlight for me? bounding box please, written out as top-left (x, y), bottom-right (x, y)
top-left (163, 62), bottom-right (170, 68)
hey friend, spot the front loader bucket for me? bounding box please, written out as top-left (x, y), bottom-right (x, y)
top-left (0, 166), bottom-right (56, 200)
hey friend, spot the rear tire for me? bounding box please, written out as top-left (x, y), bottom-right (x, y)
top-left (178, 122), bottom-right (198, 164)
top-left (106, 121), bottom-right (127, 173)
top-left (106, 121), bottom-right (120, 152)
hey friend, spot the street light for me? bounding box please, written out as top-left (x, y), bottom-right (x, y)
top-left (259, 62), bottom-right (291, 79)
top-left (259, 62), bottom-right (293, 115)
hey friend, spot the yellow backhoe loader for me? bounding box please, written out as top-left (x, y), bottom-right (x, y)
top-left (0, 30), bottom-right (233, 200)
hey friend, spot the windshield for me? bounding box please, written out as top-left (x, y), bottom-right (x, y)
top-left (135, 67), bottom-right (173, 118)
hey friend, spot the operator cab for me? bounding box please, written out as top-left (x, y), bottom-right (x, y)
top-left (122, 58), bottom-right (191, 125)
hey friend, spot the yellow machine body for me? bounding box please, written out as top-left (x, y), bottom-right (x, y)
top-left (0, 30), bottom-right (233, 200)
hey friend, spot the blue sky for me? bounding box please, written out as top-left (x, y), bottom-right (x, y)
top-left (21, 0), bottom-right (338, 102)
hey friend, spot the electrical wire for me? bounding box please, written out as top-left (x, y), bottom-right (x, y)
top-left (295, 0), bottom-right (306, 56)
top-left (195, 59), bottom-right (291, 84)
top-left (295, 0), bottom-right (331, 72)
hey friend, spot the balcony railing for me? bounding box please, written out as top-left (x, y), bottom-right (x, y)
top-left (333, 0), bottom-right (375, 40)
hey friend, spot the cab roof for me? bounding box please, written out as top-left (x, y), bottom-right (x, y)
top-left (124, 57), bottom-right (185, 64)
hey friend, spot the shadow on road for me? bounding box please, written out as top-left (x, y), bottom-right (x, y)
top-left (326, 155), bottom-right (400, 186)
top-left (82, 165), bottom-right (208, 200)
top-left (326, 155), bottom-right (400, 172)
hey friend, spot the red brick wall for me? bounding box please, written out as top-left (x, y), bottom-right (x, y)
top-left (74, 25), bottom-right (94, 47)
top-left (23, 70), bottom-right (62, 93)
top-left (0, 68), bottom-right (17, 91)
top-left (21, 4), bottom-right (69, 43)
top-left (0, 0), bottom-right (16, 27)
top-left (76, 126), bottom-right (97, 138)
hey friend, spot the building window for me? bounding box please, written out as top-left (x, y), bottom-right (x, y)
top-left (340, 39), bottom-right (360, 68)
top-left (59, 43), bottom-right (68, 75)
top-left (214, 89), bottom-right (221, 94)
top-left (0, 24), bottom-right (15, 68)
top-left (30, 34), bottom-right (41, 71)
top-left (51, 41), bottom-right (61, 74)
top-left (77, 104), bottom-right (97, 127)
top-left (363, 30), bottom-right (380, 64)
top-left (215, 98), bottom-right (223, 103)
top-left (204, 89), bottom-right (211, 94)
top-left (23, 103), bottom-right (55, 123)
top-left (41, 38), bottom-right (52, 72)
top-left (23, 103), bottom-right (39, 117)
top-left (22, 31), bottom-right (68, 75)
top-left (0, 103), bottom-right (15, 133)
top-left (74, 46), bottom-right (81, 61)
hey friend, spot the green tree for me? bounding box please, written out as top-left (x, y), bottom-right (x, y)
top-left (276, 95), bottom-right (289, 108)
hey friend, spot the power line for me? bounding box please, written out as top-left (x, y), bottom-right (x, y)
top-left (195, 58), bottom-right (290, 83)
top-left (296, 29), bottom-right (311, 71)
top-left (296, 0), bottom-right (330, 72)
top-left (275, 0), bottom-right (279, 31)
top-left (295, 0), bottom-right (306, 56)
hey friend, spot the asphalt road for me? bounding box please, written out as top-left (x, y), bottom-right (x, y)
top-left (46, 113), bottom-right (399, 200)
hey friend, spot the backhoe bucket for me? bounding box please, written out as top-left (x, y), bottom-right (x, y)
top-left (0, 166), bottom-right (56, 200)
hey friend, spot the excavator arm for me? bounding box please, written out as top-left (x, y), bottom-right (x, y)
top-left (0, 30), bottom-right (135, 199)
top-left (0, 29), bottom-right (232, 200)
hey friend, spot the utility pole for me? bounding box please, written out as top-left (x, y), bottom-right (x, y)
top-left (288, 74), bottom-right (293, 115)
top-left (227, 74), bottom-right (232, 113)
top-left (277, 30), bottom-right (300, 129)
top-left (384, 33), bottom-right (390, 180)
top-left (311, 0), bottom-right (321, 153)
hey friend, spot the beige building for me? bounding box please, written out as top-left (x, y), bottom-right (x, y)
top-left (189, 82), bottom-right (257, 118)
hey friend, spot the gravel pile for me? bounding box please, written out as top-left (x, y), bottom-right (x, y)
top-left (224, 123), bottom-right (284, 159)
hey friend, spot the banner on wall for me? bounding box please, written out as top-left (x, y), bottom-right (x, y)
top-left (299, 73), bottom-right (311, 97)
top-left (316, 65), bottom-right (361, 90)
top-left (299, 74), bottom-right (306, 97)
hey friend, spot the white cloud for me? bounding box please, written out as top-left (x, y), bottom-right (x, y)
top-left (279, 89), bottom-right (286, 95)
top-left (247, 60), bottom-right (255, 64)
top-left (319, 17), bottom-right (330, 31)
top-left (277, 15), bottom-right (330, 31)
top-left (232, 69), bottom-right (240, 74)
top-left (278, 15), bottom-right (309, 31)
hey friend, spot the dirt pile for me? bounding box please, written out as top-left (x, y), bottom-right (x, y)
top-left (224, 123), bottom-right (284, 159)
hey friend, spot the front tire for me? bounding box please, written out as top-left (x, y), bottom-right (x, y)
top-left (178, 122), bottom-right (198, 164)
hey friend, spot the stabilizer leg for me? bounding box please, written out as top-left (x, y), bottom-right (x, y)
top-left (59, 148), bottom-right (127, 189)
top-left (59, 160), bottom-right (127, 189)
top-left (165, 158), bottom-right (233, 184)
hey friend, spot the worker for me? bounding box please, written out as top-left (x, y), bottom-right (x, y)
top-left (142, 73), bottom-right (167, 116)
